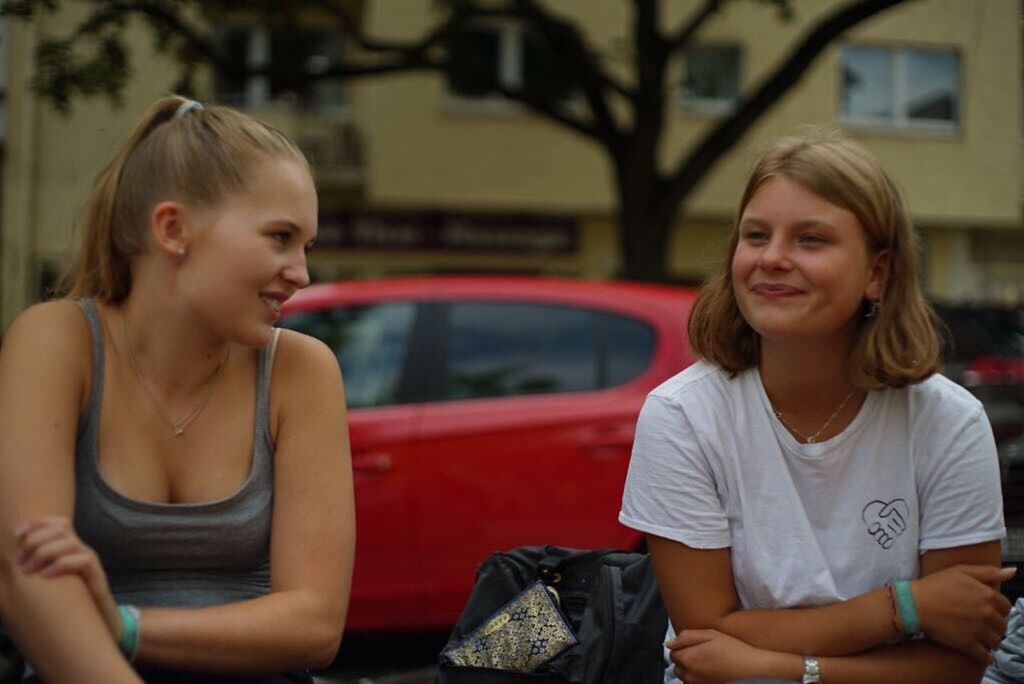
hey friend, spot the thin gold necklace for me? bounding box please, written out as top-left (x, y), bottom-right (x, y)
top-left (773, 387), bottom-right (856, 444)
top-left (120, 312), bottom-right (230, 438)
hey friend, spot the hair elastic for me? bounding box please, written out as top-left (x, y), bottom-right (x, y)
top-left (174, 99), bottom-right (204, 119)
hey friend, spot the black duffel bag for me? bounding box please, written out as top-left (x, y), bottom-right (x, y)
top-left (435, 546), bottom-right (668, 684)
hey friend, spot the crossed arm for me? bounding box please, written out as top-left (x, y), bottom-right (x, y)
top-left (0, 304), bottom-right (355, 681)
top-left (650, 534), bottom-right (1012, 684)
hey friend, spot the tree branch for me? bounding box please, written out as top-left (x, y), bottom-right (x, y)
top-left (504, 0), bottom-right (624, 143)
top-left (663, 0), bottom-right (912, 208)
top-left (100, 0), bottom-right (226, 70)
top-left (666, 0), bottom-right (723, 54)
top-left (489, 81), bottom-right (606, 144)
top-left (284, 1), bottom-right (610, 143)
top-left (507, 0), bottom-right (632, 98)
top-left (317, 0), bottom-right (461, 55)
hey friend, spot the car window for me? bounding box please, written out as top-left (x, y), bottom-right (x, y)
top-left (279, 302), bottom-right (416, 409)
top-left (603, 314), bottom-right (656, 387)
top-left (444, 301), bottom-right (653, 400)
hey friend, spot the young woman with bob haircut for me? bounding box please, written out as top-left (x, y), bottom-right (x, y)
top-left (620, 131), bottom-right (1012, 683)
top-left (0, 96), bottom-right (355, 683)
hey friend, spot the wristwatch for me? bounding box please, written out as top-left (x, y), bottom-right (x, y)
top-left (802, 656), bottom-right (821, 683)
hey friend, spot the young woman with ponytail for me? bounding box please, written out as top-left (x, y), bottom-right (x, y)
top-left (620, 132), bottom-right (1012, 683)
top-left (0, 96), bottom-right (355, 682)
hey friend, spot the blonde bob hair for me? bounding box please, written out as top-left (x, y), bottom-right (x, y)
top-left (688, 131), bottom-right (940, 389)
top-left (62, 95), bottom-right (308, 303)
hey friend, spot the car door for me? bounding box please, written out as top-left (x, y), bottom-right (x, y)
top-left (406, 298), bottom-right (658, 624)
top-left (278, 300), bottom-right (425, 630)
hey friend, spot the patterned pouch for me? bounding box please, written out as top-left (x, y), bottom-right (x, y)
top-left (441, 580), bottom-right (579, 672)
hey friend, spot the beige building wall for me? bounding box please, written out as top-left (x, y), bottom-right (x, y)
top-left (364, 1), bottom-right (1019, 221)
top-left (359, 0), bottom-right (1020, 289)
top-left (2, 0), bottom-right (1021, 326)
top-left (2, 6), bottom-right (183, 326)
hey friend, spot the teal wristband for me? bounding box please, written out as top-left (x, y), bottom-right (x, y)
top-left (117, 605), bottom-right (140, 661)
top-left (892, 580), bottom-right (921, 637)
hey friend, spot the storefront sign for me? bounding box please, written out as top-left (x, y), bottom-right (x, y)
top-left (316, 211), bottom-right (578, 254)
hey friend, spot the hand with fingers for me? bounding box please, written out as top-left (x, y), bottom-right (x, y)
top-left (863, 499), bottom-right (910, 549)
top-left (15, 516), bottom-right (123, 642)
top-left (667, 628), bottom-right (773, 684)
top-left (913, 564), bottom-right (1016, 665)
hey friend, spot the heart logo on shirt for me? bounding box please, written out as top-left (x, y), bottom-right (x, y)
top-left (862, 499), bottom-right (910, 549)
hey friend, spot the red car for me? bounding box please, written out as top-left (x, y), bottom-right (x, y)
top-left (279, 276), bottom-right (698, 630)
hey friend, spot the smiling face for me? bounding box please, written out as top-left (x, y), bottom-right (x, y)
top-left (180, 157), bottom-right (318, 347)
top-left (731, 175), bottom-right (887, 348)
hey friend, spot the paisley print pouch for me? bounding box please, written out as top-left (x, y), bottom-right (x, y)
top-left (441, 580), bottom-right (579, 672)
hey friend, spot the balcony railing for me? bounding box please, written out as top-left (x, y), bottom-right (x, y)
top-left (240, 105), bottom-right (365, 188)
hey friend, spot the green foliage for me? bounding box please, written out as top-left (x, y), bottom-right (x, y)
top-left (1, 0), bottom-right (58, 18)
top-left (35, 33), bottom-right (129, 114)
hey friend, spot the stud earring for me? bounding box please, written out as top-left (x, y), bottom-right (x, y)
top-left (177, 245), bottom-right (187, 256)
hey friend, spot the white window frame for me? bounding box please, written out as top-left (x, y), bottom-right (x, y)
top-left (213, 24), bottom-right (345, 114)
top-left (443, 21), bottom-right (580, 116)
top-left (444, 22), bottom-right (528, 115)
top-left (840, 44), bottom-right (960, 133)
top-left (678, 43), bottom-right (742, 116)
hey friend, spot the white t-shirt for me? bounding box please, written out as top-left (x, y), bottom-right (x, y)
top-left (620, 361), bottom-right (1005, 682)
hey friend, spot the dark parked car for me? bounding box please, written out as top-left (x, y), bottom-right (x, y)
top-left (279, 276), bottom-right (698, 630)
top-left (935, 302), bottom-right (1024, 596)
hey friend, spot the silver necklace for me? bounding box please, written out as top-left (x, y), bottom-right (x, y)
top-left (773, 387), bottom-right (856, 444)
top-left (120, 312), bottom-right (229, 437)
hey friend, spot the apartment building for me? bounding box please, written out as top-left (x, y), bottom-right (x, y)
top-left (2, 0), bottom-right (1020, 326)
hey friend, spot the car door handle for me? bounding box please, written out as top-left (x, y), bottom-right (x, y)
top-left (578, 426), bottom-right (634, 460)
top-left (581, 443), bottom-right (632, 459)
top-left (352, 452), bottom-right (394, 473)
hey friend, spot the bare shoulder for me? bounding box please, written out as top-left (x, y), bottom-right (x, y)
top-left (267, 329), bottom-right (344, 419)
top-left (266, 330), bottom-right (349, 460)
top-left (0, 299), bottom-right (93, 408)
top-left (270, 328), bottom-right (340, 382)
top-left (2, 300), bottom-right (92, 371)
top-left (4, 299), bottom-right (90, 339)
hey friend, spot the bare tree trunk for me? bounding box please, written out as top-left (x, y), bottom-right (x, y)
top-left (616, 175), bottom-right (680, 283)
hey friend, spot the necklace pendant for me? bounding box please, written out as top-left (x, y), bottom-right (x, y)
top-left (172, 425), bottom-right (185, 437)
top-left (806, 436), bottom-right (816, 444)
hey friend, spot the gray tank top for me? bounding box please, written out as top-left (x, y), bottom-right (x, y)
top-left (73, 299), bottom-right (275, 608)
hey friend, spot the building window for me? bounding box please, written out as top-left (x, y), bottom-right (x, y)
top-left (840, 45), bottom-right (959, 130)
top-left (445, 23), bottom-right (574, 109)
top-left (213, 25), bottom-right (344, 112)
top-left (680, 44), bottom-right (741, 113)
